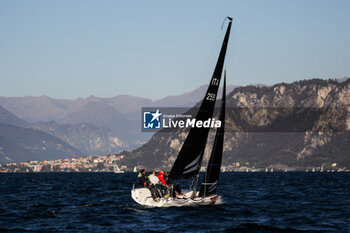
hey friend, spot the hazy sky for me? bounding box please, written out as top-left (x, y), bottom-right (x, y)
top-left (1, 0), bottom-right (349, 100)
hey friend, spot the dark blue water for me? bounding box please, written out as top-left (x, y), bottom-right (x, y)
top-left (1, 172), bottom-right (350, 232)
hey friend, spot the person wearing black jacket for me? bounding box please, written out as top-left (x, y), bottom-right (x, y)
top-left (163, 171), bottom-right (171, 186)
top-left (138, 169), bottom-right (149, 186)
top-left (164, 171), bottom-right (181, 197)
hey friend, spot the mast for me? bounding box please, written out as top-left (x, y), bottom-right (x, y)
top-left (169, 17), bottom-right (232, 196)
top-left (199, 73), bottom-right (226, 197)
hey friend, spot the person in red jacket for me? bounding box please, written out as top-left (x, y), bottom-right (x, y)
top-left (158, 170), bottom-right (174, 198)
top-left (158, 171), bottom-right (168, 187)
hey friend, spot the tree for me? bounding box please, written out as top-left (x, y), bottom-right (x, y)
top-left (96, 162), bottom-right (105, 170)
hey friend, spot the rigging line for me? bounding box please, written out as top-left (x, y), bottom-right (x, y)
top-left (193, 22), bottom-right (226, 91)
top-left (224, 21), bottom-right (236, 83)
top-left (188, 179), bottom-right (192, 190)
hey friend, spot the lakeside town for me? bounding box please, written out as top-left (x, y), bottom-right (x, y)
top-left (0, 154), bottom-right (126, 173)
top-left (0, 154), bottom-right (348, 173)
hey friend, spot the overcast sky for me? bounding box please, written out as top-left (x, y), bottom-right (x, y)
top-left (1, 0), bottom-right (349, 100)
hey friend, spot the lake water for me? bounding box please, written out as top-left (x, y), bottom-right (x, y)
top-left (1, 172), bottom-right (349, 232)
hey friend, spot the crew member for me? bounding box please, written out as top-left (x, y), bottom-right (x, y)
top-left (158, 170), bottom-right (172, 197)
top-left (138, 169), bottom-right (149, 186)
top-left (138, 169), bottom-right (160, 200)
top-left (158, 170), bottom-right (168, 187)
top-left (149, 170), bottom-right (164, 198)
top-left (164, 171), bottom-right (181, 197)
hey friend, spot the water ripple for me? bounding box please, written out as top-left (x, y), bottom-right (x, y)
top-left (0, 172), bottom-right (349, 232)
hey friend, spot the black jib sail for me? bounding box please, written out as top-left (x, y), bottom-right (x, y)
top-left (169, 17), bottom-right (232, 181)
top-left (199, 74), bottom-right (226, 197)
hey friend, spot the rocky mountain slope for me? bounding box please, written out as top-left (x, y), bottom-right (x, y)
top-left (120, 78), bottom-right (350, 170)
top-left (29, 121), bottom-right (129, 156)
top-left (0, 122), bottom-right (84, 163)
top-left (0, 106), bottom-right (85, 163)
top-left (0, 105), bottom-right (27, 127)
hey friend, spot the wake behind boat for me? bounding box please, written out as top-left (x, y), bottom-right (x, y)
top-left (131, 17), bottom-right (232, 207)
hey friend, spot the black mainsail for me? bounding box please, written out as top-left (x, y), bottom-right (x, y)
top-left (169, 17), bottom-right (232, 183)
top-left (199, 74), bottom-right (226, 197)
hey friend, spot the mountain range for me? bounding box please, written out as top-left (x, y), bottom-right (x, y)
top-left (1, 78), bottom-right (349, 168)
top-left (120, 78), bottom-right (350, 171)
top-left (0, 84), bottom-right (236, 163)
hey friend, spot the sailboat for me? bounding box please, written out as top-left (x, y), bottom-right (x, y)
top-left (131, 17), bottom-right (232, 207)
top-left (113, 164), bottom-right (124, 173)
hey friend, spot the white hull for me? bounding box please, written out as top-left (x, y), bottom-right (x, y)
top-left (131, 187), bottom-right (221, 207)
